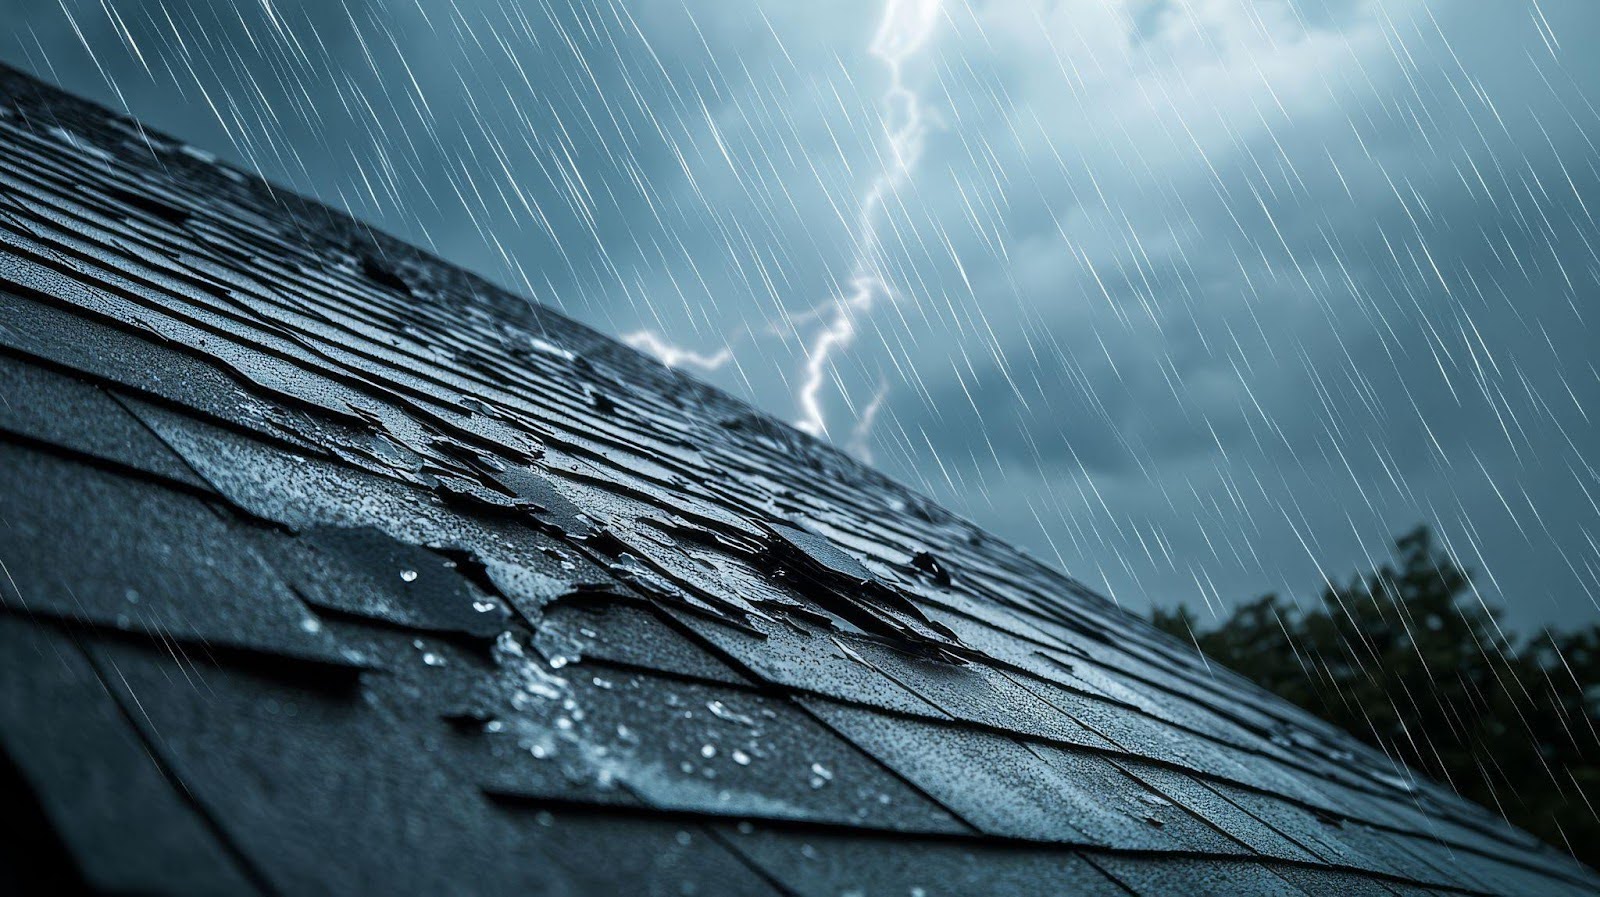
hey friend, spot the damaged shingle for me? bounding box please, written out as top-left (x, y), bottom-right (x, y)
top-left (284, 526), bottom-right (512, 640)
top-left (763, 520), bottom-right (967, 659)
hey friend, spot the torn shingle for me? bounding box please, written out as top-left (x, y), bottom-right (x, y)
top-left (283, 525), bottom-right (512, 640)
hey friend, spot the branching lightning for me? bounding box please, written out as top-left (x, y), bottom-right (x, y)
top-left (626, 0), bottom-right (943, 448)
top-left (622, 330), bottom-right (733, 372)
top-left (794, 0), bottom-right (941, 439)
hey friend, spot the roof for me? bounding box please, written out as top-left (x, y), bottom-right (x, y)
top-left (0, 63), bottom-right (1593, 896)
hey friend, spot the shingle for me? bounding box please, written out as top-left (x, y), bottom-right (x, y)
top-left (473, 659), bottom-right (966, 834)
top-left (800, 698), bottom-right (1100, 844)
top-left (0, 440), bottom-right (352, 667)
top-left (1262, 866), bottom-right (1395, 897)
top-left (120, 394), bottom-right (558, 562)
top-left (0, 288), bottom-right (271, 433)
top-left (1121, 761), bottom-right (1321, 863)
top-left (500, 813), bottom-right (783, 897)
top-left (532, 592), bottom-right (752, 687)
top-left (278, 525), bottom-right (513, 639)
top-left (667, 609), bottom-right (952, 718)
top-left (1085, 855), bottom-right (1304, 897)
top-left (0, 615), bottom-right (258, 895)
top-left (718, 824), bottom-right (1128, 897)
top-left (844, 638), bottom-right (1117, 748)
top-left (0, 352), bottom-right (208, 488)
top-left (1027, 744), bottom-right (1253, 855)
top-left (82, 634), bottom-right (595, 897)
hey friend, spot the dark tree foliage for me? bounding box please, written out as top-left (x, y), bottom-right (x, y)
top-left (1151, 526), bottom-right (1600, 861)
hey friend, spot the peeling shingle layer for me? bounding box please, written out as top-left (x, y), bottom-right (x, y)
top-left (0, 65), bottom-right (1594, 896)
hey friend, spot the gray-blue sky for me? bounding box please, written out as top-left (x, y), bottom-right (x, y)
top-left (10, 0), bottom-right (1600, 631)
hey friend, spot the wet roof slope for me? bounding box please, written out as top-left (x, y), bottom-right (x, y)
top-left (0, 64), bottom-right (1594, 896)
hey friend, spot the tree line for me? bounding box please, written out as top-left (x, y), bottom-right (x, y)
top-left (1150, 526), bottom-right (1598, 863)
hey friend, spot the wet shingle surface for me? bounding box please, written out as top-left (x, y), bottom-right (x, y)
top-left (0, 64), bottom-right (1594, 896)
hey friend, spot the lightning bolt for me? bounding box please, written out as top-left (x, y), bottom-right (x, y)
top-left (795, 0), bottom-right (942, 439)
top-left (622, 330), bottom-right (733, 372)
top-left (629, 0), bottom-right (943, 449)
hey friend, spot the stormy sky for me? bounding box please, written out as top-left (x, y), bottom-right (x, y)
top-left (10, 0), bottom-right (1599, 632)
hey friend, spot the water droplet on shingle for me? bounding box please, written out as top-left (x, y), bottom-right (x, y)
top-left (808, 761), bottom-right (834, 790)
top-left (707, 699), bottom-right (755, 727)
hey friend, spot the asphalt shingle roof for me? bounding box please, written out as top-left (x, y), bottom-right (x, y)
top-left (0, 64), bottom-right (1594, 896)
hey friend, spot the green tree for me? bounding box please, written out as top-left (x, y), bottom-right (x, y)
top-left (1151, 526), bottom-right (1599, 861)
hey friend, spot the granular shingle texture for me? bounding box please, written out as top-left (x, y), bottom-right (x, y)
top-left (0, 64), bottom-right (1594, 896)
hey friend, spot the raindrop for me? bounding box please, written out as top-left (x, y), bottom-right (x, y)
top-left (707, 700), bottom-right (755, 727)
top-left (809, 762), bottom-right (834, 789)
